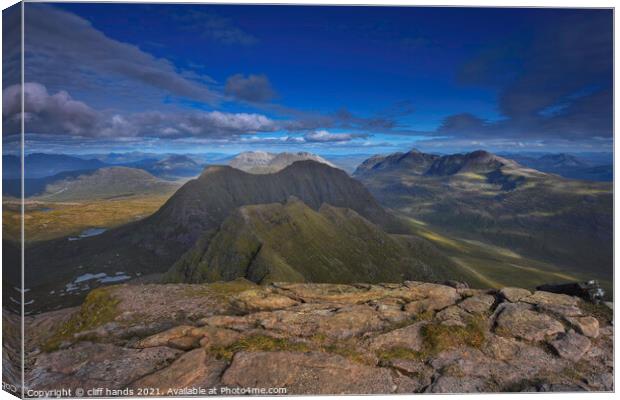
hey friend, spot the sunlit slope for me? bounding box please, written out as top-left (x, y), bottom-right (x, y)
top-left (399, 216), bottom-right (609, 293)
top-left (166, 198), bottom-right (470, 284)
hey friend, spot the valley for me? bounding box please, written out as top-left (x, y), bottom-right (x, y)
top-left (3, 194), bottom-right (175, 243)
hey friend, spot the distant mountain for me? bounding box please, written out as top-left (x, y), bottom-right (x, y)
top-left (6, 167), bottom-right (180, 201)
top-left (229, 151), bottom-right (335, 173)
top-left (148, 155), bottom-right (203, 178)
top-left (124, 155), bottom-right (204, 179)
top-left (501, 153), bottom-right (612, 182)
top-left (166, 198), bottom-right (464, 284)
top-left (355, 149), bottom-right (612, 281)
top-left (3, 153), bottom-right (107, 179)
top-left (23, 161), bottom-right (400, 311)
top-left (354, 149), bottom-right (522, 177)
top-left (321, 154), bottom-right (376, 174)
top-left (354, 149), bottom-right (439, 176)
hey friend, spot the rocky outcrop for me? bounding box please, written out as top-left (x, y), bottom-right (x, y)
top-left (22, 281), bottom-right (613, 395)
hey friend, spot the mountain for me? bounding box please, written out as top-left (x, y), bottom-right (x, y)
top-left (149, 155), bottom-right (202, 177)
top-left (229, 151), bottom-right (336, 174)
top-left (3, 153), bottom-right (107, 179)
top-left (355, 149), bottom-right (613, 282)
top-left (22, 161), bottom-right (400, 312)
top-left (8, 167), bottom-right (180, 201)
top-left (126, 155), bottom-right (204, 179)
top-left (502, 153), bottom-right (612, 182)
top-left (166, 198), bottom-right (463, 284)
top-left (321, 154), bottom-right (376, 174)
top-left (537, 153), bottom-right (588, 168)
top-left (354, 149), bottom-right (439, 176)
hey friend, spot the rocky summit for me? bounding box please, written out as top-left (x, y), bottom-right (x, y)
top-left (21, 280), bottom-right (613, 395)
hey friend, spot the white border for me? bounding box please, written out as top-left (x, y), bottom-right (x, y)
top-left (0, 2), bottom-right (616, 400)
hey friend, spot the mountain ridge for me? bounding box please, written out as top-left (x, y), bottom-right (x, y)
top-left (229, 151), bottom-right (335, 174)
top-left (165, 197), bottom-right (464, 284)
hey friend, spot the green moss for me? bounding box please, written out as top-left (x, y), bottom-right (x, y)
top-left (376, 346), bottom-right (425, 362)
top-left (182, 278), bottom-right (257, 299)
top-left (209, 335), bottom-right (311, 361)
top-left (421, 316), bottom-right (486, 355)
top-left (415, 310), bottom-right (435, 321)
top-left (207, 279), bottom-right (257, 296)
top-left (322, 343), bottom-right (369, 364)
top-left (42, 287), bottom-right (120, 352)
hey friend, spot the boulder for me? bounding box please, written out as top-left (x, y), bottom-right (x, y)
top-left (499, 287), bottom-right (531, 303)
top-left (550, 331), bottom-right (591, 362)
top-left (135, 326), bottom-right (194, 349)
top-left (435, 305), bottom-right (471, 327)
top-left (495, 303), bottom-right (564, 342)
top-left (28, 342), bottom-right (181, 390)
top-left (521, 291), bottom-right (579, 307)
top-left (167, 336), bottom-right (200, 351)
top-left (188, 326), bottom-right (242, 349)
top-left (369, 322), bottom-right (426, 351)
top-left (130, 348), bottom-right (227, 392)
top-left (458, 295), bottom-right (495, 314)
top-left (482, 334), bottom-right (522, 361)
top-left (566, 316), bottom-right (599, 338)
top-left (230, 289), bottom-right (298, 313)
top-left (316, 305), bottom-right (385, 339)
top-left (389, 360), bottom-right (433, 392)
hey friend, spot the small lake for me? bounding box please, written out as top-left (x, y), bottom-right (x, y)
top-left (68, 227), bottom-right (108, 241)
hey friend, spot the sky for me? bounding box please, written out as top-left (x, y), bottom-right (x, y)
top-left (2, 3), bottom-right (613, 156)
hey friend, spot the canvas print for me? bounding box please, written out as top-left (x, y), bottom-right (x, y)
top-left (2, 2), bottom-right (614, 396)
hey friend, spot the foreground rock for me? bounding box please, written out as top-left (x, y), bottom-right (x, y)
top-left (22, 280), bottom-right (613, 394)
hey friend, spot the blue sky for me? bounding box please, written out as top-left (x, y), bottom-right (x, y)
top-left (2, 3), bottom-right (613, 155)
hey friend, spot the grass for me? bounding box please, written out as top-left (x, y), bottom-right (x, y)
top-left (42, 287), bottom-right (120, 352)
top-left (209, 332), bottom-right (370, 365)
top-left (3, 194), bottom-right (173, 242)
top-left (420, 315), bottom-right (486, 355)
top-left (376, 346), bottom-right (425, 362)
top-left (376, 315), bottom-right (487, 364)
top-left (209, 335), bottom-right (311, 361)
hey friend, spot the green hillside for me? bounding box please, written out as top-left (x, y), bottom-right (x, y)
top-left (166, 198), bottom-right (469, 285)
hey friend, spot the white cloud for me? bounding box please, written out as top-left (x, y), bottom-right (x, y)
top-left (303, 130), bottom-right (368, 143)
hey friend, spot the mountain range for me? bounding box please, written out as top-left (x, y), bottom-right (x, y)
top-left (501, 153), bottom-right (612, 182)
top-left (125, 155), bottom-right (204, 179)
top-left (4, 167), bottom-right (179, 200)
top-left (354, 149), bottom-right (613, 282)
top-left (3, 153), bottom-right (107, 179)
top-left (3, 153), bottom-right (207, 182)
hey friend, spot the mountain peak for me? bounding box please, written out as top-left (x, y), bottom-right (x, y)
top-left (229, 151), bottom-right (335, 174)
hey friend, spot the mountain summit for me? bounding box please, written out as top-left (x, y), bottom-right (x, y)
top-left (229, 151), bottom-right (335, 173)
top-left (354, 149), bottom-right (522, 178)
